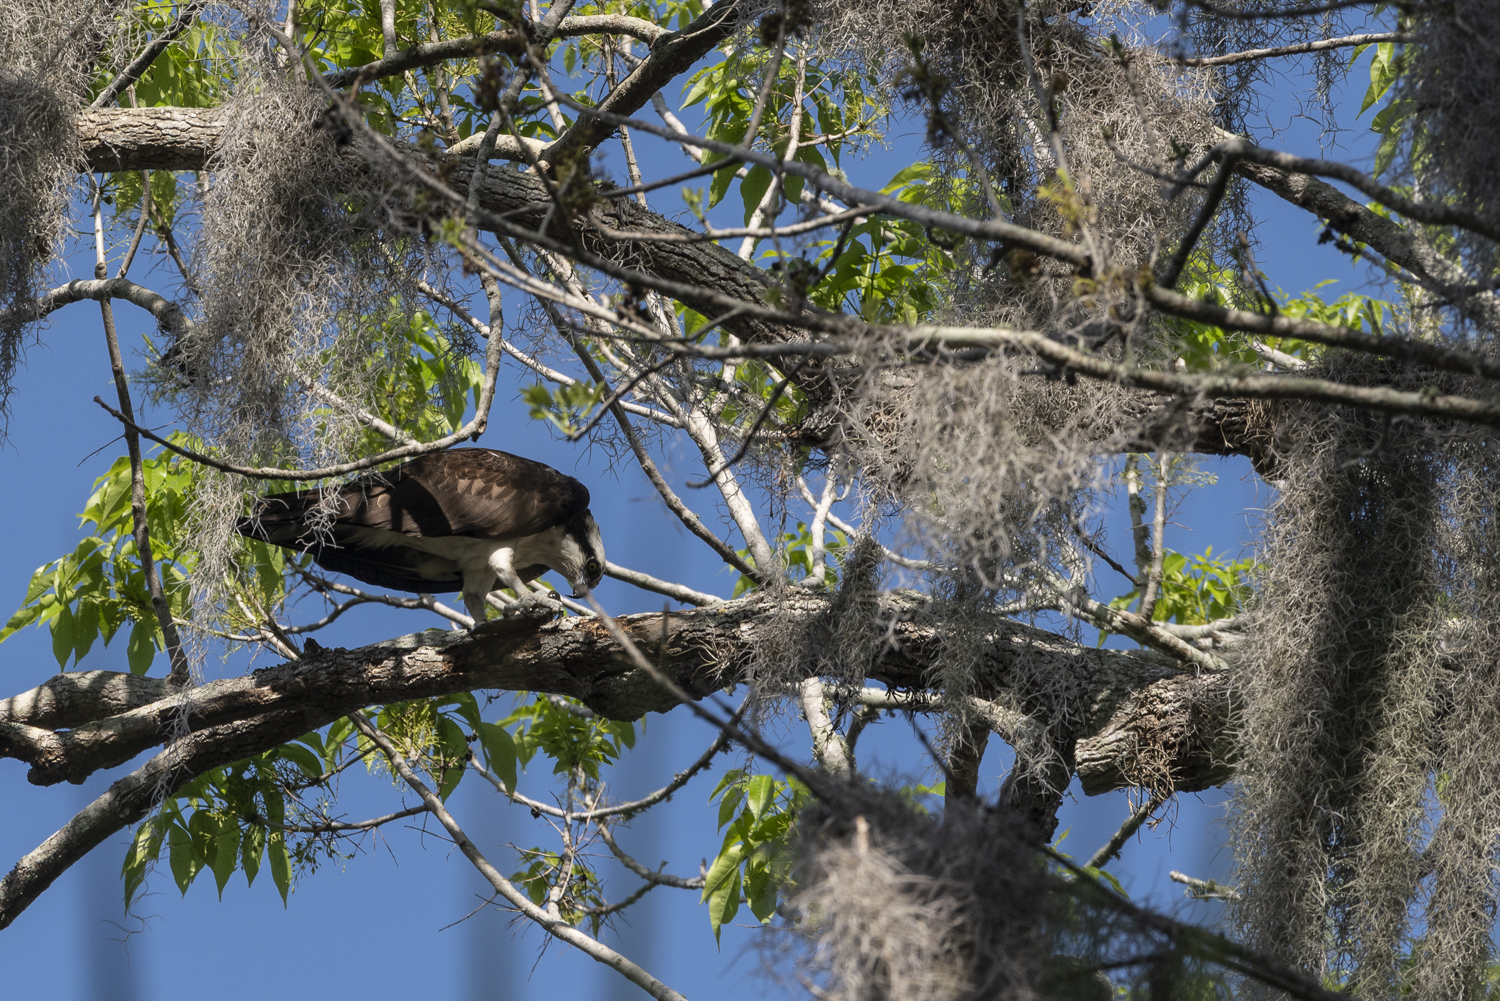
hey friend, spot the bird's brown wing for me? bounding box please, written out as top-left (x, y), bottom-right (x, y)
top-left (358, 448), bottom-right (591, 539)
top-left (238, 449), bottom-right (590, 546)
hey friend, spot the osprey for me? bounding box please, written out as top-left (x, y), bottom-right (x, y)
top-left (237, 448), bottom-right (605, 623)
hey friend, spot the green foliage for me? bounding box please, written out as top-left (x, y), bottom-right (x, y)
top-left (680, 34), bottom-right (882, 212)
top-left (701, 768), bottom-right (808, 942)
top-left (97, 2), bottom-right (231, 110)
top-left (511, 847), bottom-right (609, 933)
top-left (106, 169), bottom-right (181, 232)
top-left (1170, 267), bottom-right (1391, 372)
top-left (501, 695), bottom-right (636, 781)
top-left (123, 741), bottom-right (316, 906)
top-left (0, 438), bottom-right (237, 672)
top-left (123, 690), bottom-right (532, 908)
top-left (371, 697), bottom-right (475, 800)
top-left (799, 162), bottom-right (960, 325)
top-left (733, 521), bottom-right (848, 597)
top-left (302, 0), bottom-right (491, 138)
top-left (363, 307), bottom-right (486, 444)
top-left (1101, 545), bottom-right (1253, 644)
top-left (1356, 39), bottom-right (1413, 178)
top-left (524, 380), bottom-right (607, 435)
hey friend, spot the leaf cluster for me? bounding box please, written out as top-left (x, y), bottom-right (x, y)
top-left (701, 767), bottom-right (809, 941)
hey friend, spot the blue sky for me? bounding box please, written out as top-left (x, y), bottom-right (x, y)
top-left (0, 27), bottom-right (1390, 1001)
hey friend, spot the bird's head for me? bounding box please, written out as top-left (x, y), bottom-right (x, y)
top-left (560, 513), bottom-right (605, 597)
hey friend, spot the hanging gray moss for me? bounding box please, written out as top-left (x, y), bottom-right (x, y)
top-left (1231, 355), bottom-right (1500, 1000)
top-left (0, 0), bottom-right (117, 428)
top-left (1397, 0), bottom-right (1500, 259)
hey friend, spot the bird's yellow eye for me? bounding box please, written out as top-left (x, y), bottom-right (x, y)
top-left (586, 559), bottom-right (600, 575)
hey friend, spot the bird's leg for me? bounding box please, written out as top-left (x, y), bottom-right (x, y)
top-left (486, 549), bottom-right (563, 620)
top-left (461, 567), bottom-right (498, 627)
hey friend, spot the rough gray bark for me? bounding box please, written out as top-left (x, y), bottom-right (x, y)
top-left (0, 591), bottom-right (1233, 930)
top-left (0, 592), bottom-right (1219, 790)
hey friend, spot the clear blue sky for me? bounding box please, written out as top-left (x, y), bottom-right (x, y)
top-left (0, 34), bottom-right (1386, 1001)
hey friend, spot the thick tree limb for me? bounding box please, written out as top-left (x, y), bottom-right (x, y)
top-left (1226, 139), bottom-right (1500, 331)
top-left (66, 107), bottom-right (1285, 464)
top-left (0, 593), bottom-right (1205, 788)
top-left (0, 594), bottom-right (1233, 930)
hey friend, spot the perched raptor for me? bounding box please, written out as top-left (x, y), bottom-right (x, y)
top-left (237, 448), bottom-right (605, 623)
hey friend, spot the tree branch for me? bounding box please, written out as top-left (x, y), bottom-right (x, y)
top-left (1173, 31), bottom-right (1405, 67)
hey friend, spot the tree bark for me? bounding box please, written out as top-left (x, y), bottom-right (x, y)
top-left (0, 592), bottom-right (1231, 793)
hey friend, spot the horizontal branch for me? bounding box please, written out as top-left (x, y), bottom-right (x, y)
top-left (1143, 284), bottom-right (1500, 381)
top-left (64, 109), bottom-right (1299, 467)
top-left (1173, 31), bottom-right (1404, 67)
top-left (1, 277), bottom-right (192, 339)
top-left (323, 14), bottom-right (668, 89)
top-left (0, 589), bottom-right (1231, 928)
top-left (892, 324), bottom-right (1500, 427)
top-left (1225, 137), bottom-right (1500, 332)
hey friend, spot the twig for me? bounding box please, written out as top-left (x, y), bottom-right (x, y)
top-left (1169, 870), bottom-right (1241, 901)
top-left (1157, 160), bottom-right (1234, 289)
top-left (597, 823), bottom-right (703, 889)
top-left (1085, 795), bottom-right (1164, 869)
top-left (92, 184), bottom-right (190, 686)
top-left (91, 0), bottom-right (210, 109)
top-left (347, 710), bottom-right (690, 1001)
top-left (604, 562), bottom-right (719, 606)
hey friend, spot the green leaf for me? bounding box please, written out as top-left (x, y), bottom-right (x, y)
top-left (241, 823), bottom-right (266, 888)
top-left (0, 598), bottom-right (50, 644)
top-left (73, 598), bottom-right (103, 662)
top-left (744, 774), bottom-right (774, 823)
top-left (739, 164), bottom-right (773, 224)
top-left (701, 842), bottom-right (746, 943)
top-left (268, 832), bottom-right (292, 905)
top-left (211, 821), bottom-right (241, 898)
top-left (50, 603), bottom-right (75, 668)
top-left (717, 786), bottom-right (746, 829)
top-left (745, 853), bottom-right (781, 922)
top-left (1360, 42), bottom-right (1400, 115)
top-left (709, 159), bottom-right (740, 208)
top-left (477, 721), bottom-right (518, 793)
top-left (127, 620), bottom-right (156, 675)
top-left (277, 743), bottom-right (325, 780)
top-left (167, 821), bottom-right (202, 895)
top-left (122, 820), bottom-right (163, 906)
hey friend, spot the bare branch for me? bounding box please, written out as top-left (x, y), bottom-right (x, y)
top-left (349, 711), bottom-right (690, 1001)
top-left (91, 0), bottom-right (211, 109)
top-left (1173, 32), bottom-right (1406, 67)
top-left (1085, 795), bottom-right (1165, 869)
top-left (323, 15), bottom-right (669, 90)
top-left (91, 185), bottom-right (190, 685)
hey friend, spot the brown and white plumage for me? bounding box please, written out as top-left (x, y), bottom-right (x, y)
top-left (237, 449), bottom-right (605, 623)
